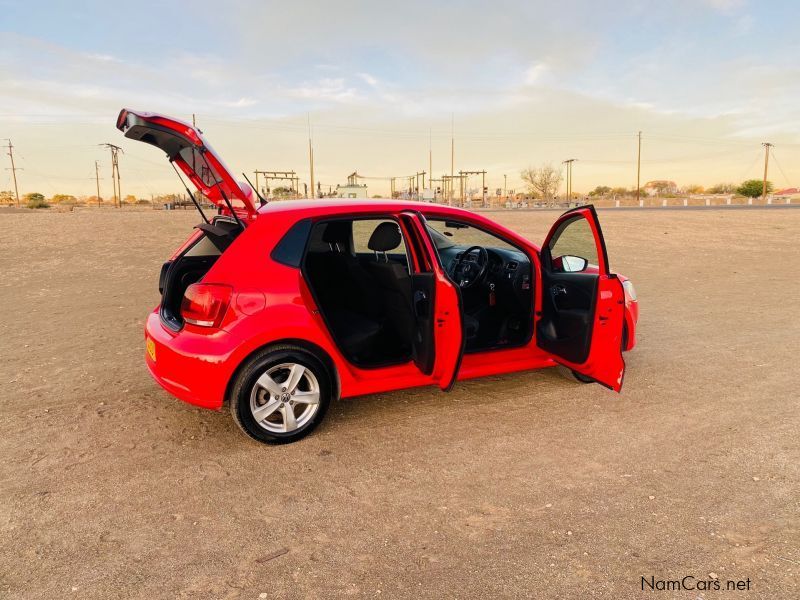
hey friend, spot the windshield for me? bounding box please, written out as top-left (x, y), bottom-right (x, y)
top-left (426, 219), bottom-right (518, 253)
top-left (426, 224), bottom-right (455, 249)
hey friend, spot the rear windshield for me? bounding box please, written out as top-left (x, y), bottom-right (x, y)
top-left (179, 146), bottom-right (222, 187)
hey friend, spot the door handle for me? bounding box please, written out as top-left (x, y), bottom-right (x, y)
top-left (551, 284), bottom-right (567, 296)
top-left (414, 290), bottom-right (430, 317)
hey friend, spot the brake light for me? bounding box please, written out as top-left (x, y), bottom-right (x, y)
top-left (181, 284), bottom-right (232, 327)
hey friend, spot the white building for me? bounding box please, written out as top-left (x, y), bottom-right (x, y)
top-left (336, 184), bottom-right (369, 199)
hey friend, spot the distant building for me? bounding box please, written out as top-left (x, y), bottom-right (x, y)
top-left (775, 187), bottom-right (798, 196)
top-left (335, 183), bottom-right (368, 199)
top-left (644, 180), bottom-right (678, 196)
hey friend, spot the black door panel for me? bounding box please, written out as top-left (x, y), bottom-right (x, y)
top-left (537, 271), bottom-right (598, 364)
top-left (410, 273), bottom-right (436, 374)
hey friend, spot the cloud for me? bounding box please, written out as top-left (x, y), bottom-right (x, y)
top-left (357, 72), bottom-right (379, 87)
top-left (523, 62), bottom-right (551, 86)
top-left (1, 0), bottom-right (798, 196)
top-left (703, 0), bottom-right (745, 13)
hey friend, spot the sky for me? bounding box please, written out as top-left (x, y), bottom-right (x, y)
top-left (1, 0), bottom-right (799, 198)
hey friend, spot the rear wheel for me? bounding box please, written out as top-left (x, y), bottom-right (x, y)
top-left (230, 345), bottom-right (332, 444)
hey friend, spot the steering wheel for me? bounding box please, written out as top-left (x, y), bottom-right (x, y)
top-left (452, 246), bottom-right (489, 288)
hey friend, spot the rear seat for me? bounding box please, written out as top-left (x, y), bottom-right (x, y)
top-left (304, 222), bottom-right (384, 359)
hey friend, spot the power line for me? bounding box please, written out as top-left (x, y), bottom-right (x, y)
top-left (769, 147), bottom-right (793, 188)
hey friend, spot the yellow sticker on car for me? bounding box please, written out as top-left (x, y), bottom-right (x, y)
top-left (146, 337), bottom-right (156, 361)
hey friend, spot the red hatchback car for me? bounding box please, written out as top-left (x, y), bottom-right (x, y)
top-left (118, 109), bottom-right (639, 444)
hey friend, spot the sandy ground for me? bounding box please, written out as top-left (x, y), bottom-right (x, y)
top-left (0, 207), bottom-right (798, 599)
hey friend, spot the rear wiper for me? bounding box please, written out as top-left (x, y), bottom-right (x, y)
top-left (170, 160), bottom-right (209, 224)
top-left (241, 172), bottom-right (268, 206)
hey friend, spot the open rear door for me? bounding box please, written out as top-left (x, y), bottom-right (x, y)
top-left (116, 108), bottom-right (257, 221)
top-left (402, 212), bottom-right (464, 391)
top-left (536, 205), bottom-right (626, 391)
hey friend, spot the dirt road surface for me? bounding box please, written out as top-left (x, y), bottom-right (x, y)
top-left (1, 208), bottom-right (797, 599)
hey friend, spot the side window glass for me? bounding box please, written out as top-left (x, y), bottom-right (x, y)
top-left (548, 216), bottom-right (599, 273)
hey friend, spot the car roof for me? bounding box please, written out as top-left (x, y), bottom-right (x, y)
top-left (257, 198), bottom-right (475, 218)
top-left (255, 198), bottom-right (542, 252)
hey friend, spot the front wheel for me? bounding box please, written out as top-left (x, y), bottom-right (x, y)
top-left (571, 370), bottom-right (595, 384)
top-left (230, 345), bottom-right (332, 444)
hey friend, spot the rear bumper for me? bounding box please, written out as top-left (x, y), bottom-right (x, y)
top-left (144, 310), bottom-right (233, 410)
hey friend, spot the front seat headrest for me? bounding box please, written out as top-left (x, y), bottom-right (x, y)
top-left (368, 222), bottom-right (402, 252)
top-left (322, 221), bottom-right (351, 244)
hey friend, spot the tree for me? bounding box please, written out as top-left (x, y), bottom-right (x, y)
top-left (520, 164), bottom-right (563, 203)
top-left (50, 194), bottom-right (77, 205)
top-left (0, 190), bottom-right (15, 205)
top-left (271, 186), bottom-right (294, 199)
top-left (24, 192), bottom-right (48, 209)
top-left (737, 179), bottom-right (772, 198)
top-left (683, 184), bottom-right (704, 194)
top-left (611, 187), bottom-right (628, 196)
top-left (86, 195), bottom-right (103, 205)
top-left (122, 194), bottom-right (138, 205)
top-left (707, 182), bottom-right (735, 194)
top-left (588, 185), bottom-right (612, 197)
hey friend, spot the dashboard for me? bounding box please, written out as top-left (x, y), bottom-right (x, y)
top-left (437, 245), bottom-right (533, 300)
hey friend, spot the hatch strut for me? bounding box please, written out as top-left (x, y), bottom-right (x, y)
top-left (170, 160), bottom-right (209, 224)
top-left (196, 147), bottom-right (245, 230)
top-left (241, 172), bottom-right (268, 206)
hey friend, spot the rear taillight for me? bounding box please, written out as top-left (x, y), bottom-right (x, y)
top-left (181, 284), bottom-right (232, 327)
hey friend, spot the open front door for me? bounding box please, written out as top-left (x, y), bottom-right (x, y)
top-left (536, 206), bottom-right (626, 391)
top-left (402, 213), bottom-right (464, 390)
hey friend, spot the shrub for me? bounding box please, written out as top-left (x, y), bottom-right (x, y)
top-left (737, 179), bottom-right (772, 198)
top-left (24, 192), bottom-right (49, 209)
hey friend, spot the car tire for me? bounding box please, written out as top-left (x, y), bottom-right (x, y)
top-left (230, 344), bottom-right (332, 445)
top-left (571, 370), bottom-right (595, 384)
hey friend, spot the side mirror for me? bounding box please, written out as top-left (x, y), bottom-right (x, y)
top-left (555, 255), bottom-right (588, 272)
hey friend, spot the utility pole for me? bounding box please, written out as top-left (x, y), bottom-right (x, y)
top-left (192, 113), bottom-right (196, 127)
top-left (429, 128), bottom-right (433, 195)
top-left (562, 159), bottom-right (576, 202)
top-left (3, 139), bottom-right (21, 207)
top-left (636, 131), bottom-right (642, 205)
top-left (762, 142), bottom-right (773, 202)
top-left (308, 114), bottom-right (315, 199)
top-left (504, 174), bottom-right (507, 199)
top-left (450, 114), bottom-right (454, 206)
top-left (254, 170), bottom-right (300, 199)
top-left (100, 143), bottom-right (123, 207)
top-left (94, 160), bottom-right (102, 203)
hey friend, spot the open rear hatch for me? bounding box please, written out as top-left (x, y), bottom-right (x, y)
top-left (116, 108), bottom-right (257, 221)
top-left (117, 108), bottom-right (257, 330)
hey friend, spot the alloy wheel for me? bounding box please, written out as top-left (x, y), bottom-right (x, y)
top-left (249, 363), bottom-right (321, 433)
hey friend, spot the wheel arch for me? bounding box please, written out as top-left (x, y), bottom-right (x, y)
top-left (223, 338), bottom-right (340, 408)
